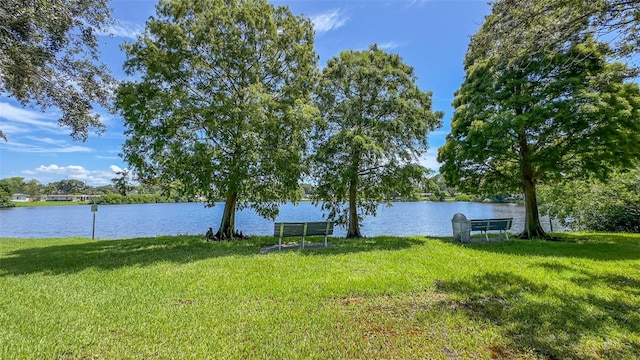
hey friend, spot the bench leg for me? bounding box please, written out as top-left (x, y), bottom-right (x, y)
top-left (324, 222), bottom-right (330, 247)
top-left (302, 223), bottom-right (308, 249)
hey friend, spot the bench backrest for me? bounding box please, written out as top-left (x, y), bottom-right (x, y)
top-left (470, 218), bottom-right (512, 231)
top-left (273, 222), bottom-right (334, 237)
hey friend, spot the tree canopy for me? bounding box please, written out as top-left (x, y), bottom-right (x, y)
top-left (471, 0), bottom-right (640, 70)
top-left (438, 33), bottom-right (640, 238)
top-left (310, 45), bottom-right (443, 238)
top-left (116, 0), bottom-right (318, 239)
top-left (0, 0), bottom-right (115, 141)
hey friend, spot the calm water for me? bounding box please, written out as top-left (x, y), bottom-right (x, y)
top-left (0, 202), bottom-right (561, 239)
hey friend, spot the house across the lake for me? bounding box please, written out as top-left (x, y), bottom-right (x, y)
top-left (11, 194), bottom-right (101, 202)
top-left (11, 194), bottom-right (29, 202)
top-left (42, 194), bottom-right (101, 202)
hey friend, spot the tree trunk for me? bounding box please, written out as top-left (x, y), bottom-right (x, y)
top-left (518, 128), bottom-right (547, 239)
top-left (521, 171), bottom-right (547, 239)
top-left (216, 191), bottom-right (237, 240)
top-left (346, 178), bottom-right (362, 238)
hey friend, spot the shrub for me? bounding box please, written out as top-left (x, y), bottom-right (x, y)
top-left (540, 166), bottom-right (640, 232)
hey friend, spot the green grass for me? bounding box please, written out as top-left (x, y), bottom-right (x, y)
top-left (12, 201), bottom-right (91, 207)
top-left (1, 233), bottom-right (638, 359)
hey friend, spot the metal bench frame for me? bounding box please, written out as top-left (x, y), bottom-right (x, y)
top-left (469, 218), bottom-right (513, 241)
top-left (273, 221), bottom-right (334, 250)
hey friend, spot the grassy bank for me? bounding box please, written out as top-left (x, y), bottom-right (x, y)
top-left (12, 201), bottom-right (92, 207)
top-left (1, 233), bottom-right (638, 359)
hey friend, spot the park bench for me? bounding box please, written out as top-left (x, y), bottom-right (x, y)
top-left (469, 218), bottom-right (513, 241)
top-left (273, 221), bottom-right (334, 250)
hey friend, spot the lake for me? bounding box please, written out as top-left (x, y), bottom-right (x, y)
top-left (0, 201), bottom-right (562, 239)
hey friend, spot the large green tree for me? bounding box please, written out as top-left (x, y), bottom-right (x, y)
top-left (438, 35), bottom-right (640, 238)
top-left (116, 0), bottom-right (317, 239)
top-left (55, 179), bottom-right (87, 194)
top-left (310, 45), bottom-right (443, 238)
top-left (0, 0), bottom-right (115, 141)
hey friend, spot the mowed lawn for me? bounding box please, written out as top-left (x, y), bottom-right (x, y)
top-left (1, 233), bottom-right (638, 359)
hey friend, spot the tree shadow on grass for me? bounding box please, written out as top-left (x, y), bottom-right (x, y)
top-left (0, 236), bottom-right (261, 276)
top-left (297, 236), bottom-right (425, 256)
top-left (0, 235), bottom-right (423, 276)
top-left (535, 261), bottom-right (640, 296)
top-left (434, 271), bottom-right (640, 359)
top-left (457, 232), bottom-right (640, 261)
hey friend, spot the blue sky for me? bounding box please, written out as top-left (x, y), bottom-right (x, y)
top-left (0, 0), bottom-right (491, 186)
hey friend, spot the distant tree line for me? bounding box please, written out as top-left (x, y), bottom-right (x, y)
top-left (0, 172), bottom-right (516, 213)
top-left (0, 177), bottom-right (193, 207)
top-left (0, 177), bottom-right (111, 198)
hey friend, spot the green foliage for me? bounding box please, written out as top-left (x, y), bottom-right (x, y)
top-left (540, 166), bottom-right (640, 232)
top-left (299, 183), bottom-right (315, 198)
top-left (1, 233), bottom-right (639, 358)
top-left (0, 182), bottom-right (14, 208)
top-left (472, 0), bottom-right (640, 69)
top-left (0, 176), bottom-right (199, 205)
top-left (22, 179), bottom-right (43, 196)
top-left (0, 177), bottom-right (117, 198)
top-left (0, 177), bottom-right (24, 194)
top-left (111, 168), bottom-right (133, 196)
top-left (310, 45), bottom-right (443, 237)
top-left (453, 194), bottom-right (473, 202)
top-left (96, 193), bottom-right (183, 205)
top-left (439, 32), bottom-right (640, 237)
top-left (0, 0), bottom-right (115, 141)
top-left (53, 179), bottom-right (88, 194)
top-left (116, 0), bottom-right (318, 238)
top-left (0, 177), bottom-right (44, 204)
top-left (593, 202), bottom-right (640, 233)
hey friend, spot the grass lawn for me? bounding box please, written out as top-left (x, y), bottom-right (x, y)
top-left (1, 233), bottom-right (638, 359)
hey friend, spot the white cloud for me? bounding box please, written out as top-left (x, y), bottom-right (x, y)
top-left (377, 41), bottom-right (405, 50)
top-left (2, 139), bottom-right (93, 154)
top-left (25, 164), bottom-right (65, 174)
top-left (311, 9), bottom-right (348, 34)
top-left (0, 102), bottom-right (77, 142)
top-left (0, 122), bottom-right (30, 137)
top-left (429, 129), bottom-right (450, 137)
top-left (96, 155), bottom-right (122, 160)
top-left (109, 165), bottom-right (124, 173)
top-left (27, 137), bottom-right (68, 146)
top-left (22, 164), bottom-right (120, 186)
top-left (0, 102), bottom-right (59, 129)
top-left (419, 149), bottom-right (442, 173)
top-left (97, 21), bottom-right (144, 39)
top-left (406, 0), bottom-right (429, 8)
